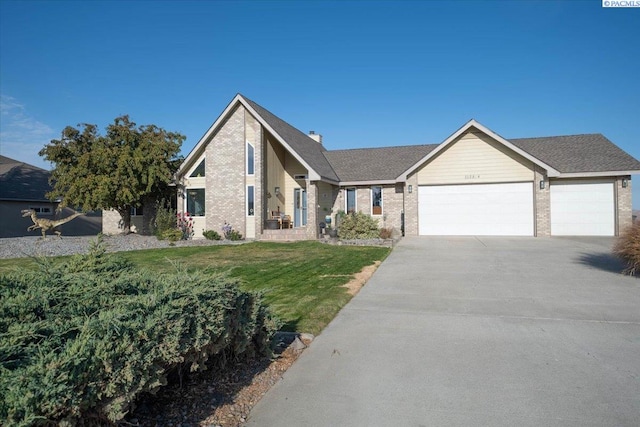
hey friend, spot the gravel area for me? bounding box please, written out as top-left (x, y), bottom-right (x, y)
top-left (0, 234), bottom-right (244, 260)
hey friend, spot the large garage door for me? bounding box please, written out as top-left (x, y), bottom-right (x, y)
top-left (550, 181), bottom-right (614, 236)
top-left (419, 182), bottom-right (534, 236)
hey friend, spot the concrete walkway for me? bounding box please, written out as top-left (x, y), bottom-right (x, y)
top-left (247, 237), bottom-right (640, 426)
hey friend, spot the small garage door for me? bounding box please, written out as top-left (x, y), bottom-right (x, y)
top-left (419, 182), bottom-right (534, 236)
top-left (550, 181), bottom-right (614, 236)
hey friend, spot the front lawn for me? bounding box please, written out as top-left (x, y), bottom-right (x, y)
top-left (0, 241), bottom-right (390, 334)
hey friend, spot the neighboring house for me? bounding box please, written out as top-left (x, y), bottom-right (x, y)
top-left (174, 94), bottom-right (640, 240)
top-left (0, 155), bottom-right (102, 238)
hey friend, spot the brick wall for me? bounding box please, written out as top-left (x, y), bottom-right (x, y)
top-left (206, 106), bottom-right (246, 234)
top-left (404, 174), bottom-right (419, 236)
top-left (617, 176), bottom-right (633, 235)
top-left (534, 168), bottom-right (550, 237)
top-left (306, 181), bottom-right (318, 238)
top-left (245, 110), bottom-right (262, 238)
top-left (382, 184), bottom-right (405, 237)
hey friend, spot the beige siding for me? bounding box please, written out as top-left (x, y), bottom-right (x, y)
top-left (265, 136), bottom-right (286, 215)
top-left (417, 131), bottom-right (534, 185)
top-left (283, 153), bottom-right (307, 219)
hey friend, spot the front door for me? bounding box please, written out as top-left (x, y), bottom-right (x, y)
top-left (294, 188), bottom-right (307, 227)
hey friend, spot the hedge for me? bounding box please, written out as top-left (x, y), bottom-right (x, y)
top-left (0, 240), bottom-right (279, 426)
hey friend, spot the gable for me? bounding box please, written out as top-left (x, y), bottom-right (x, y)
top-left (416, 130), bottom-right (534, 185)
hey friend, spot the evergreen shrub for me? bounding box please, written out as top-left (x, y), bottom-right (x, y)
top-left (0, 239), bottom-right (279, 425)
top-left (337, 212), bottom-right (380, 239)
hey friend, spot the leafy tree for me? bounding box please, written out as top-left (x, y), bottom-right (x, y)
top-left (40, 115), bottom-right (184, 233)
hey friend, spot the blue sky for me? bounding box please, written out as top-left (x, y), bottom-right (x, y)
top-left (1, 0), bottom-right (639, 207)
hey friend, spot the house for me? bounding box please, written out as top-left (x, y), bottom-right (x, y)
top-left (0, 155), bottom-right (102, 238)
top-left (174, 94), bottom-right (640, 240)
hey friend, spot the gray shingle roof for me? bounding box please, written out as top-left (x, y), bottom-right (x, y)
top-left (241, 95), bottom-right (339, 182)
top-left (0, 155), bottom-right (53, 201)
top-left (324, 145), bottom-right (438, 182)
top-left (509, 134), bottom-right (640, 174)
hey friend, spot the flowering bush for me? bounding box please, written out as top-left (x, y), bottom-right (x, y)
top-left (222, 222), bottom-right (243, 241)
top-left (177, 212), bottom-right (194, 240)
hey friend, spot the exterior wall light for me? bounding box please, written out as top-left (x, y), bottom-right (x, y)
top-left (622, 178), bottom-right (628, 188)
top-left (539, 180), bottom-right (545, 190)
top-left (408, 184), bottom-right (413, 193)
top-left (275, 186), bottom-right (280, 196)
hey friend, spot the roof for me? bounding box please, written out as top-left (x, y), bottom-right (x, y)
top-left (324, 144), bottom-right (438, 183)
top-left (509, 134), bottom-right (640, 174)
top-left (0, 155), bottom-right (54, 202)
top-left (179, 95), bottom-right (640, 184)
top-left (241, 96), bottom-right (339, 182)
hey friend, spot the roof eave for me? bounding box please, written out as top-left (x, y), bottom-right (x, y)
top-left (240, 96), bottom-right (324, 181)
top-left (555, 171), bottom-right (640, 178)
top-left (176, 94), bottom-right (244, 177)
top-left (339, 179), bottom-right (398, 186)
top-left (396, 119), bottom-right (562, 181)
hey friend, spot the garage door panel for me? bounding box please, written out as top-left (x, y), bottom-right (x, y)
top-left (550, 181), bottom-right (614, 236)
top-left (419, 183), bottom-right (534, 236)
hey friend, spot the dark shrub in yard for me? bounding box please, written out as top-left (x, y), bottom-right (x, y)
top-left (614, 222), bottom-right (640, 275)
top-left (203, 229), bottom-right (222, 240)
top-left (0, 240), bottom-right (279, 425)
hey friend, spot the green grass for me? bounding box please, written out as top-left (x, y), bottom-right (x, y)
top-left (0, 241), bottom-right (390, 335)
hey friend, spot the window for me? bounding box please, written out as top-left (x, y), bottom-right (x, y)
top-left (130, 206), bottom-right (144, 216)
top-left (186, 188), bottom-right (205, 216)
top-left (189, 159), bottom-right (205, 177)
top-left (372, 186), bottom-right (382, 215)
top-left (29, 206), bottom-right (52, 215)
top-left (346, 188), bottom-right (357, 214)
top-left (247, 185), bottom-right (255, 216)
top-left (247, 142), bottom-right (254, 175)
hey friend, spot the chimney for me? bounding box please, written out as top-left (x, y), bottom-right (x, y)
top-left (308, 130), bottom-right (322, 144)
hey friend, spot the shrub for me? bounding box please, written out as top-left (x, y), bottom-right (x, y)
top-left (0, 240), bottom-right (279, 425)
top-left (203, 230), bottom-right (221, 240)
top-left (379, 227), bottom-right (394, 239)
top-left (161, 228), bottom-right (184, 242)
top-left (222, 222), bottom-right (243, 241)
top-left (337, 211), bottom-right (380, 240)
top-left (153, 201), bottom-right (177, 238)
top-left (614, 222), bottom-right (640, 275)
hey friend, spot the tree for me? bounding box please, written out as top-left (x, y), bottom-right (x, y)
top-left (40, 115), bottom-right (184, 233)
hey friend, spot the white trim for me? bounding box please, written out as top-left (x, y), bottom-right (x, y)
top-left (246, 185), bottom-right (255, 216)
top-left (556, 171), bottom-right (639, 178)
top-left (340, 179), bottom-right (397, 186)
top-left (177, 94), bottom-right (322, 181)
top-left (188, 157), bottom-right (206, 178)
top-left (177, 95), bottom-right (243, 176)
top-left (397, 119), bottom-right (561, 181)
top-left (184, 187), bottom-right (206, 217)
top-left (240, 97), bottom-right (321, 181)
top-left (246, 141), bottom-right (255, 176)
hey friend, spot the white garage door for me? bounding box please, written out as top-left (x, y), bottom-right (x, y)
top-left (419, 183), bottom-right (534, 236)
top-left (550, 181), bottom-right (614, 236)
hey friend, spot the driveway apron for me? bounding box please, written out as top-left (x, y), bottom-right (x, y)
top-left (246, 237), bottom-right (640, 426)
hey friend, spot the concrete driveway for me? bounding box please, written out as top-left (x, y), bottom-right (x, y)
top-left (247, 237), bottom-right (640, 427)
